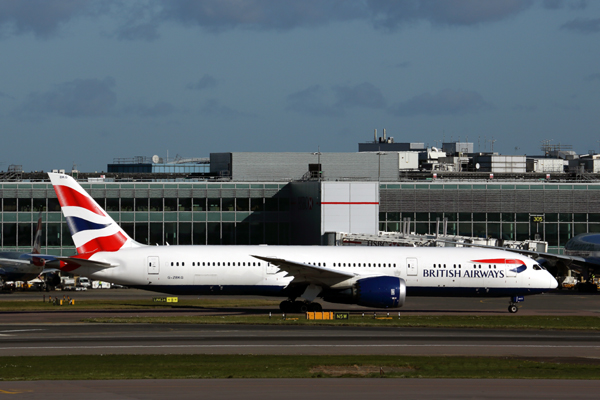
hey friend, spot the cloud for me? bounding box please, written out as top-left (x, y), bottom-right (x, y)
top-left (113, 1), bottom-right (161, 41)
top-left (16, 77), bottom-right (117, 117)
top-left (286, 82), bottom-right (387, 117)
top-left (553, 102), bottom-right (581, 111)
top-left (543, 0), bottom-right (588, 10)
top-left (389, 89), bottom-right (493, 117)
top-left (367, 0), bottom-right (533, 30)
top-left (158, 0), bottom-right (364, 32)
top-left (186, 74), bottom-right (217, 91)
top-left (0, 0), bottom-right (542, 41)
top-left (115, 21), bottom-right (160, 41)
top-left (512, 104), bottom-right (537, 112)
top-left (561, 17), bottom-right (600, 33)
top-left (122, 101), bottom-right (175, 117)
top-left (199, 98), bottom-right (246, 118)
top-left (585, 73), bottom-right (600, 81)
top-left (333, 82), bottom-right (386, 109)
top-left (0, 0), bottom-right (95, 38)
top-left (0, 91), bottom-right (15, 100)
top-left (285, 85), bottom-right (342, 117)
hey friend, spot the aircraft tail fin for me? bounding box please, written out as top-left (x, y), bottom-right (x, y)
top-left (32, 211), bottom-right (43, 254)
top-left (48, 172), bottom-right (143, 255)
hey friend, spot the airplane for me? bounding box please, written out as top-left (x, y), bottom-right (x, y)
top-left (442, 233), bottom-right (600, 291)
top-left (0, 212), bottom-right (60, 291)
top-left (47, 172), bottom-right (558, 313)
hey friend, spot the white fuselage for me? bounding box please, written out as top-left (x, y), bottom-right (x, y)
top-left (75, 245), bottom-right (557, 299)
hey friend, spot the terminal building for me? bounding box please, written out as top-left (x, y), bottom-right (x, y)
top-left (1, 137), bottom-right (600, 258)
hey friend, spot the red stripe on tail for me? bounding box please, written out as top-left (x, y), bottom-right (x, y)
top-left (54, 185), bottom-right (105, 216)
top-left (76, 231), bottom-right (128, 255)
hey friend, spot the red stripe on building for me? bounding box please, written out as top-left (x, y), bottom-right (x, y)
top-left (54, 185), bottom-right (105, 216)
top-left (321, 202), bottom-right (379, 205)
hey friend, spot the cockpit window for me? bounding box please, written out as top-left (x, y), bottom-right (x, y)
top-left (533, 264), bottom-right (542, 271)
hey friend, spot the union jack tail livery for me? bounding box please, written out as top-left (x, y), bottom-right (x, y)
top-left (48, 172), bottom-right (143, 256)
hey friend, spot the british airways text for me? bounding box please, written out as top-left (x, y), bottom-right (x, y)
top-left (423, 269), bottom-right (506, 278)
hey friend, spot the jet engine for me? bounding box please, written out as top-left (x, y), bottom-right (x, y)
top-left (323, 276), bottom-right (406, 308)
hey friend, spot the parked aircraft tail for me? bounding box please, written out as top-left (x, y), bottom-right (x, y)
top-left (32, 211), bottom-right (43, 254)
top-left (48, 172), bottom-right (143, 256)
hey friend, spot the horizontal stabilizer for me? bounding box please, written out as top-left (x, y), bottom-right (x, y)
top-left (45, 256), bottom-right (117, 272)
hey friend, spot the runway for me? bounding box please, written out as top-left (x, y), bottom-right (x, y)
top-left (2, 290), bottom-right (600, 397)
top-left (2, 379), bottom-right (600, 400)
top-left (1, 323), bottom-right (600, 359)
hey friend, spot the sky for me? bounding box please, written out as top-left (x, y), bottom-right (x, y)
top-left (1, 0), bottom-right (599, 173)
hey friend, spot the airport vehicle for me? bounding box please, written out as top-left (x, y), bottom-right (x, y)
top-left (48, 172), bottom-right (557, 313)
top-left (78, 277), bottom-right (91, 289)
top-left (0, 212), bottom-right (60, 291)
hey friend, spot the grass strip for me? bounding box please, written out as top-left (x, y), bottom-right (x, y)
top-left (1, 355), bottom-right (599, 380)
top-left (0, 298), bottom-right (279, 311)
top-left (83, 315), bottom-right (600, 330)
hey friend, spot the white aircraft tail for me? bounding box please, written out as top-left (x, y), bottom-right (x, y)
top-left (48, 172), bottom-right (144, 256)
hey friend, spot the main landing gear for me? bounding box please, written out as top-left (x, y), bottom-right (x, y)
top-left (508, 296), bottom-right (524, 313)
top-left (279, 299), bottom-right (323, 313)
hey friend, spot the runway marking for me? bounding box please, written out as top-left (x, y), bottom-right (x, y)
top-left (0, 329), bottom-right (45, 337)
top-left (1, 344), bottom-right (600, 350)
top-left (0, 389), bottom-right (33, 394)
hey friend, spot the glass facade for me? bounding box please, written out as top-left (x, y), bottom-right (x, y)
top-left (379, 182), bottom-right (600, 253)
top-left (3, 180), bottom-right (600, 255)
top-left (0, 182), bottom-right (290, 256)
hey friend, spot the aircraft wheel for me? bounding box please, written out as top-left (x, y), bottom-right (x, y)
top-left (279, 300), bottom-right (293, 313)
top-left (294, 301), bottom-right (308, 313)
top-left (508, 304), bottom-right (518, 313)
top-left (308, 303), bottom-right (323, 312)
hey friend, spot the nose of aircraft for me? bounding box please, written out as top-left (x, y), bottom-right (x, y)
top-left (549, 274), bottom-right (558, 290)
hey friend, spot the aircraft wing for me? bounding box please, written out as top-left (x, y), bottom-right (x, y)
top-left (251, 255), bottom-right (356, 286)
top-left (0, 258), bottom-right (32, 268)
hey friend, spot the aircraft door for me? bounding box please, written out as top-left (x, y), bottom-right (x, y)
top-left (407, 257), bottom-right (418, 276)
top-left (266, 259), bottom-right (279, 275)
top-left (147, 256), bottom-right (159, 275)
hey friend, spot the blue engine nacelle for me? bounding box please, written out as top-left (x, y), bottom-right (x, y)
top-left (323, 276), bottom-right (406, 308)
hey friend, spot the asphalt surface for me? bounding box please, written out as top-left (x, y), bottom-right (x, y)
top-left (2, 289), bottom-right (600, 398)
top-left (2, 379), bottom-right (600, 400)
top-left (1, 323), bottom-right (600, 358)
